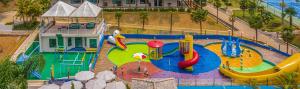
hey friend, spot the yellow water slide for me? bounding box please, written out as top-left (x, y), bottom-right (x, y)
top-left (220, 53), bottom-right (300, 82)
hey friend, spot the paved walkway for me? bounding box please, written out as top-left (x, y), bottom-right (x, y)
top-left (204, 4), bottom-right (299, 54)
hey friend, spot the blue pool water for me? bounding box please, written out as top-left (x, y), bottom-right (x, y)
top-left (150, 43), bottom-right (221, 74)
top-left (178, 86), bottom-right (276, 89)
top-left (265, 0), bottom-right (300, 18)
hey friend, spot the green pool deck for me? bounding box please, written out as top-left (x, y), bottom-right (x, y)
top-left (29, 52), bottom-right (95, 80)
top-left (107, 43), bottom-right (150, 67)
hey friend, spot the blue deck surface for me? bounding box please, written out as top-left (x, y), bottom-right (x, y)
top-left (150, 43), bottom-right (221, 74)
top-left (178, 86), bottom-right (276, 89)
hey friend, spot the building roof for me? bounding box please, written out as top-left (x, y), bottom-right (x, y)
top-left (147, 40), bottom-right (164, 48)
top-left (70, 1), bottom-right (102, 18)
top-left (42, 1), bottom-right (77, 17)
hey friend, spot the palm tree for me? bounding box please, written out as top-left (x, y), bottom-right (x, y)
top-left (281, 27), bottom-right (295, 54)
top-left (191, 9), bottom-right (208, 34)
top-left (169, 11), bottom-right (174, 34)
top-left (285, 7), bottom-right (297, 27)
top-left (139, 11), bottom-right (148, 30)
top-left (229, 14), bottom-right (236, 36)
top-left (213, 0), bottom-right (222, 24)
top-left (261, 11), bottom-right (274, 24)
top-left (115, 11), bottom-right (123, 28)
top-left (240, 0), bottom-right (248, 17)
top-left (194, 0), bottom-right (207, 9)
top-left (261, 12), bottom-right (274, 24)
top-left (280, 0), bottom-right (287, 25)
top-left (276, 72), bottom-right (298, 89)
top-left (257, 5), bottom-right (265, 16)
top-left (248, 15), bottom-right (263, 42)
top-left (248, 1), bottom-right (257, 16)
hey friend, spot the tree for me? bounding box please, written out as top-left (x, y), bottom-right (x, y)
top-left (276, 72), bottom-right (298, 89)
top-left (281, 27), bottom-right (295, 54)
top-left (247, 1), bottom-right (257, 16)
top-left (194, 0), bottom-right (207, 9)
top-left (16, 0), bottom-right (49, 22)
top-left (139, 11), bottom-right (148, 30)
top-left (248, 15), bottom-right (263, 42)
top-left (213, 0), bottom-right (222, 24)
top-left (285, 7), bottom-right (297, 27)
top-left (222, 0), bottom-right (231, 9)
top-left (240, 0), bottom-right (248, 17)
top-left (280, 0), bottom-right (287, 25)
top-left (257, 5), bottom-right (265, 16)
top-left (261, 11), bottom-right (274, 24)
top-left (191, 9), bottom-right (208, 34)
top-left (169, 11), bottom-right (174, 34)
top-left (229, 14), bottom-right (236, 36)
top-left (0, 54), bottom-right (45, 89)
top-left (115, 11), bottom-right (123, 28)
top-left (38, 0), bottom-right (51, 13)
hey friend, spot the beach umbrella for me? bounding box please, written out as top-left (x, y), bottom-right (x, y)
top-left (75, 71), bottom-right (95, 81)
top-left (133, 53), bottom-right (147, 60)
top-left (85, 79), bottom-right (106, 89)
top-left (105, 81), bottom-right (126, 89)
top-left (38, 84), bottom-right (60, 89)
top-left (96, 70), bottom-right (116, 82)
top-left (61, 80), bottom-right (83, 89)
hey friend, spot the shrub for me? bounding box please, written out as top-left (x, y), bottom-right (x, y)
top-left (268, 19), bottom-right (281, 28)
top-left (13, 21), bottom-right (39, 30)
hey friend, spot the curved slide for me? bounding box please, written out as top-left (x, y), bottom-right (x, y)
top-left (178, 50), bottom-right (200, 68)
top-left (220, 53), bottom-right (300, 82)
top-left (116, 37), bottom-right (127, 50)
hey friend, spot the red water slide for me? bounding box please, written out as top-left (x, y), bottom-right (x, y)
top-left (178, 50), bottom-right (200, 69)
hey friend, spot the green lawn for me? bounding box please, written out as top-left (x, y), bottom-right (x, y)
top-left (107, 43), bottom-right (150, 67)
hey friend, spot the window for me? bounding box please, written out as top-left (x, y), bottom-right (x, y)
top-left (68, 38), bottom-right (72, 46)
top-left (49, 39), bottom-right (57, 48)
top-left (140, 0), bottom-right (148, 4)
top-left (71, 0), bottom-right (81, 4)
top-left (89, 39), bottom-right (97, 48)
top-left (88, 0), bottom-right (97, 3)
top-left (126, 0), bottom-right (135, 4)
top-left (112, 0), bottom-right (121, 4)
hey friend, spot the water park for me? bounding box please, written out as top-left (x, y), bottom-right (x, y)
top-left (1, 0), bottom-right (299, 89)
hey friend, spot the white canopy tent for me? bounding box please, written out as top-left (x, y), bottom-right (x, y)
top-left (70, 1), bottom-right (102, 18)
top-left (42, 1), bottom-right (77, 17)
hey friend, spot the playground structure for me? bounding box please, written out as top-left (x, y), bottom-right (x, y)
top-left (107, 30), bottom-right (127, 50)
top-left (147, 40), bottom-right (164, 60)
top-left (146, 35), bottom-right (200, 71)
top-left (178, 35), bottom-right (199, 71)
top-left (221, 35), bottom-right (242, 57)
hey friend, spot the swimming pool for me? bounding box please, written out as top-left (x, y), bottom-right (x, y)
top-left (265, 0), bottom-right (300, 18)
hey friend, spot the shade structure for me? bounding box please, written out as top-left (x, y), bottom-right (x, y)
top-left (61, 81), bottom-right (83, 89)
top-left (96, 70), bottom-right (116, 82)
top-left (70, 1), bottom-right (102, 17)
top-left (42, 1), bottom-right (76, 17)
top-left (38, 84), bottom-right (60, 89)
top-left (105, 81), bottom-right (126, 89)
top-left (85, 79), bottom-right (106, 89)
top-left (75, 71), bottom-right (95, 81)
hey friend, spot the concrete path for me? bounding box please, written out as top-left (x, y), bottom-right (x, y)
top-left (204, 4), bottom-right (299, 54)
